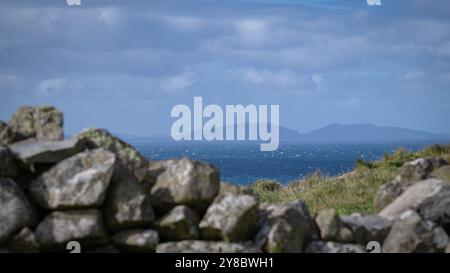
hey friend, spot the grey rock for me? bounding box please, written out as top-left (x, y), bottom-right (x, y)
top-left (8, 106), bottom-right (63, 142)
top-left (151, 158), bottom-right (220, 212)
top-left (219, 182), bottom-right (254, 196)
top-left (34, 106), bottom-right (64, 141)
top-left (0, 247), bottom-right (12, 253)
top-left (199, 194), bottom-right (258, 242)
top-left (35, 210), bottom-right (107, 249)
top-left (154, 205), bottom-right (199, 241)
top-left (340, 214), bottom-right (392, 244)
top-left (103, 165), bottom-right (155, 231)
top-left (111, 229), bottom-right (159, 253)
top-left (156, 240), bottom-right (260, 253)
top-left (8, 138), bottom-right (86, 164)
top-left (255, 200), bottom-right (314, 253)
top-left (315, 209), bottom-right (341, 241)
top-left (379, 179), bottom-right (450, 225)
top-left (5, 227), bottom-right (39, 253)
top-left (76, 129), bottom-right (149, 182)
top-left (146, 159), bottom-right (177, 189)
top-left (382, 210), bottom-right (449, 253)
top-left (304, 241), bottom-right (366, 253)
top-left (374, 157), bottom-right (448, 212)
top-left (0, 146), bottom-right (18, 177)
top-left (0, 178), bottom-right (35, 243)
top-left (8, 106), bottom-right (36, 141)
top-left (30, 149), bottom-right (115, 209)
top-left (446, 243), bottom-right (450, 253)
top-left (0, 121), bottom-right (14, 145)
top-left (430, 165), bottom-right (450, 183)
top-left (337, 226), bottom-right (354, 243)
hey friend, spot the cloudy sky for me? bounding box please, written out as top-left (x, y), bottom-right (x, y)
top-left (1, 0), bottom-right (450, 136)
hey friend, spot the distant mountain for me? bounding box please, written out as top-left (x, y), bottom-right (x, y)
top-left (115, 123), bottom-right (450, 143)
top-left (294, 123), bottom-right (450, 141)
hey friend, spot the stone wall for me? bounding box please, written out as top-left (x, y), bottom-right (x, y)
top-left (1, 106), bottom-right (450, 253)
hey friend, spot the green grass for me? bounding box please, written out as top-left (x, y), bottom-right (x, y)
top-left (251, 143), bottom-right (450, 215)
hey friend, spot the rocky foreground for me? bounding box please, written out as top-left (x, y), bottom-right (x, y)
top-left (1, 106), bottom-right (450, 253)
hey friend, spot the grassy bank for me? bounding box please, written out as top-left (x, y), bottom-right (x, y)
top-left (251, 144), bottom-right (450, 215)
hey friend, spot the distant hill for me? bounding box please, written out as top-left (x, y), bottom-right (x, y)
top-left (114, 123), bottom-right (450, 143)
top-left (295, 123), bottom-right (450, 141)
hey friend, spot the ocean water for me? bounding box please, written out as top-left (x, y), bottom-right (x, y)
top-left (132, 140), bottom-right (441, 185)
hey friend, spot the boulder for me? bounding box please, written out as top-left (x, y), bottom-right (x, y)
top-left (382, 210), bottom-right (449, 253)
top-left (76, 129), bottom-right (148, 182)
top-left (8, 138), bottom-right (86, 164)
top-left (0, 121), bottom-right (14, 145)
top-left (379, 179), bottom-right (450, 226)
top-left (35, 210), bottom-right (107, 249)
top-left (340, 214), bottom-right (392, 244)
top-left (255, 200), bottom-right (315, 253)
top-left (30, 149), bottom-right (115, 209)
top-left (304, 241), bottom-right (366, 253)
top-left (151, 158), bottom-right (220, 212)
top-left (34, 106), bottom-right (64, 141)
top-left (374, 157), bottom-right (448, 212)
top-left (0, 146), bottom-right (18, 177)
top-left (446, 243), bottom-right (450, 253)
top-left (199, 194), bottom-right (258, 242)
top-left (156, 240), bottom-right (260, 253)
top-left (103, 165), bottom-right (155, 231)
top-left (0, 178), bottom-right (35, 243)
top-left (8, 106), bottom-right (63, 142)
top-left (146, 159), bottom-right (177, 189)
top-left (8, 106), bottom-right (36, 141)
top-left (219, 182), bottom-right (254, 196)
top-left (111, 229), bottom-right (159, 253)
top-left (315, 209), bottom-right (341, 241)
top-left (5, 227), bottom-right (39, 253)
top-left (154, 205), bottom-right (199, 241)
top-left (430, 165), bottom-right (450, 183)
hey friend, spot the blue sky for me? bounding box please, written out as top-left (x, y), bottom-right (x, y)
top-left (1, 0), bottom-right (450, 136)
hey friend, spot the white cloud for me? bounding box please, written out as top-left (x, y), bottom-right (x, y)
top-left (159, 72), bottom-right (195, 93)
top-left (235, 19), bottom-right (269, 47)
top-left (165, 16), bottom-right (204, 31)
top-left (36, 78), bottom-right (67, 96)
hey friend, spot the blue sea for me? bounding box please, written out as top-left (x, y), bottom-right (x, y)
top-left (132, 141), bottom-right (443, 185)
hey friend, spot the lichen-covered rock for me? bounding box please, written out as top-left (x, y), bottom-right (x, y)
top-left (199, 194), bottom-right (258, 242)
top-left (0, 178), bottom-right (35, 244)
top-left (146, 159), bottom-right (177, 189)
top-left (111, 229), bottom-right (159, 253)
top-left (340, 214), bottom-right (392, 244)
top-left (103, 166), bottom-right (154, 231)
top-left (8, 106), bottom-right (63, 142)
top-left (0, 146), bottom-right (18, 177)
top-left (5, 227), bottom-right (39, 253)
top-left (304, 241), bottom-right (366, 253)
top-left (255, 200), bottom-right (314, 253)
top-left (382, 210), bottom-right (449, 253)
top-left (35, 210), bottom-right (107, 249)
top-left (30, 149), bottom-right (115, 209)
top-left (374, 157), bottom-right (448, 212)
top-left (154, 205), bottom-right (199, 241)
top-left (219, 182), bottom-right (254, 196)
top-left (0, 121), bottom-right (14, 145)
top-left (151, 158), bottom-right (220, 212)
top-left (156, 240), bottom-right (260, 253)
top-left (76, 129), bottom-right (148, 182)
top-left (8, 138), bottom-right (86, 165)
top-left (8, 106), bottom-right (36, 141)
top-left (34, 106), bottom-right (63, 141)
top-left (430, 165), bottom-right (450, 183)
top-left (379, 179), bottom-right (450, 226)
